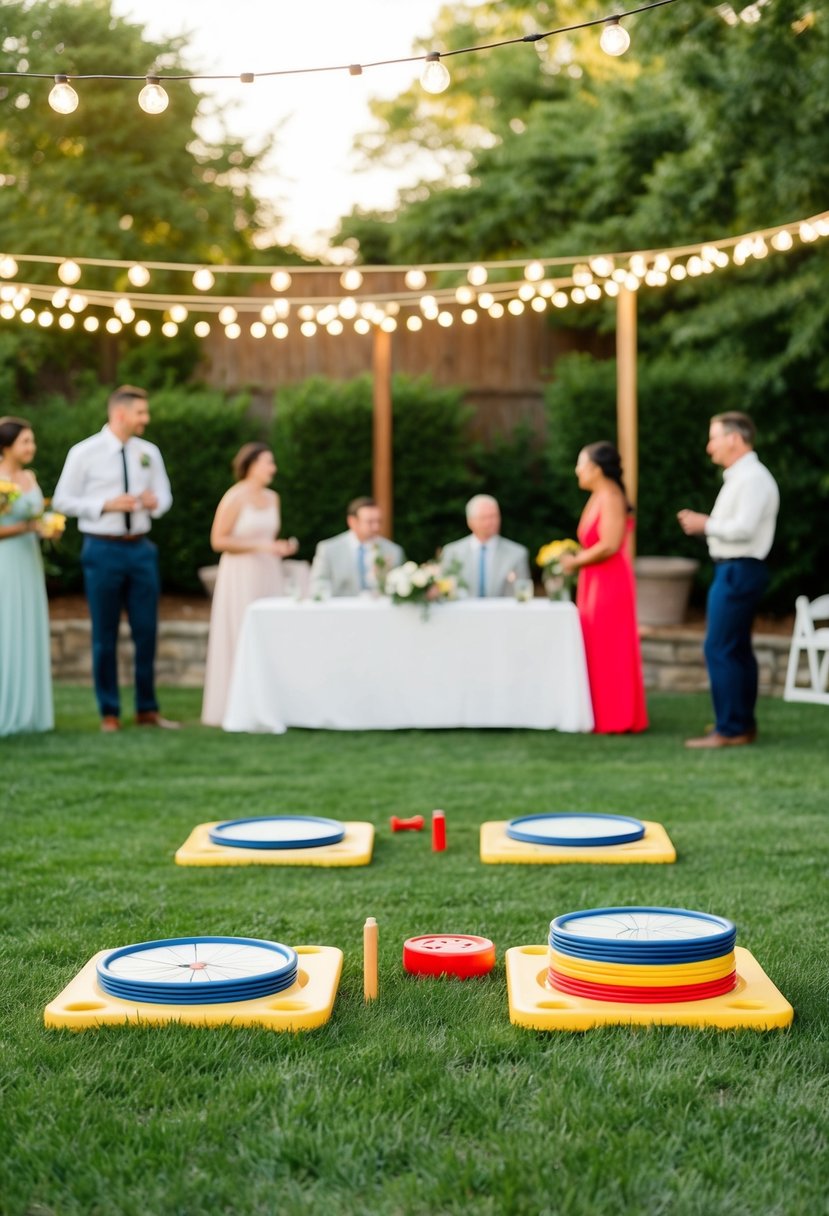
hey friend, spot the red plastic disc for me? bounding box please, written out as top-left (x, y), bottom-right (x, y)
top-left (547, 967), bottom-right (737, 1004)
top-left (403, 934), bottom-right (495, 979)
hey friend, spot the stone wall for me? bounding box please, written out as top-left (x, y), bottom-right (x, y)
top-left (51, 620), bottom-right (208, 689)
top-left (51, 618), bottom-right (797, 697)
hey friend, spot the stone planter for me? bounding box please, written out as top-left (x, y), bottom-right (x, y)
top-left (634, 556), bottom-right (700, 627)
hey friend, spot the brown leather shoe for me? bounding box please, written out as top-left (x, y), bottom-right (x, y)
top-left (135, 711), bottom-right (181, 730)
top-left (684, 731), bottom-right (754, 749)
top-left (100, 716), bottom-right (121, 733)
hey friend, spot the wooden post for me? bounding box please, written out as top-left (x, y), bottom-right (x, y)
top-left (616, 288), bottom-right (638, 531)
top-left (372, 326), bottom-right (393, 537)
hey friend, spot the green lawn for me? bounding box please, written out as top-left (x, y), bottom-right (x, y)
top-left (2, 688), bottom-right (828, 1216)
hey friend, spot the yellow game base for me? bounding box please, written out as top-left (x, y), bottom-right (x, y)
top-left (480, 819), bottom-right (676, 864)
top-left (505, 945), bottom-right (793, 1031)
top-left (175, 821), bottom-right (374, 867)
top-left (44, 945), bottom-right (342, 1033)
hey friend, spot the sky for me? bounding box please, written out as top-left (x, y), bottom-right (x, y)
top-left (112, 0), bottom-right (451, 256)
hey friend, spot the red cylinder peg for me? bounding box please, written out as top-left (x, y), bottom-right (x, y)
top-left (432, 809), bottom-right (446, 852)
top-left (389, 814), bottom-right (425, 832)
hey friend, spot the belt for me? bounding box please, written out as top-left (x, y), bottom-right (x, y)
top-left (86, 533), bottom-right (148, 542)
top-left (712, 556), bottom-right (764, 564)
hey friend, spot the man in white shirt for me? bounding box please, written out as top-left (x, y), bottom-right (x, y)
top-left (310, 497), bottom-right (404, 597)
top-left (53, 385), bottom-right (177, 732)
top-left (440, 494), bottom-right (530, 597)
top-left (678, 411), bottom-right (779, 748)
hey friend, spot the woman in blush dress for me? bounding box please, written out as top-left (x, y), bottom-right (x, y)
top-left (559, 441), bottom-right (648, 734)
top-left (201, 443), bottom-right (298, 726)
top-left (0, 416), bottom-right (54, 735)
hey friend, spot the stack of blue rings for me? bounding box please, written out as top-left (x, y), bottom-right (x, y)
top-left (97, 936), bottom-right (299, 1005)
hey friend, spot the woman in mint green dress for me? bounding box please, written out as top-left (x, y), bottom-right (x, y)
top-left (0, 416), bottom-right (54, 735)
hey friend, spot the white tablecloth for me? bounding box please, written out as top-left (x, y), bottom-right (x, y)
top-left (223, 598), bottom-right (594, 734)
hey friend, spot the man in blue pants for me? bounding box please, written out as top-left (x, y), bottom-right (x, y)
top-left (54, 385), bottom-right (178, 732)
top-left (677, 412), bottom-right (779, 748)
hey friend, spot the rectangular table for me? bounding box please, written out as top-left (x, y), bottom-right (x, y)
top-left (223, 598), bottom-right (594, 734)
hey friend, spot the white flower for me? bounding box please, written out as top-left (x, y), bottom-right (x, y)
top-left (396, 578), bottom-right (413, 598)
top-left (412, 568), bottom-right (431, 588)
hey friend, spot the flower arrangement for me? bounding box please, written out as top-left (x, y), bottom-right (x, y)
top-left (385, 559), bottom-right (462, 614)
top-left (38, 510), bottom-right (67, 541)
top-left (535, 538), bottom-right (581, 601)
top-left (0, 479), bottom-right (22, 515)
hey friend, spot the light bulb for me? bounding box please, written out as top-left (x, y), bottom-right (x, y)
top-left (49, 75), bottom-right (79, 114)
top-left (405, 268), bottom-right (427, 290)
top-left (270, 270), bottom-right (292, 292)
top-left (420, 52), bottom-right (450, 95)
top-left (0, 256), bottom-right (19, 279)
top-left (600, 20), bottom-right (630, 56)
top-left (128, 264), bottom-right (150, 288)
top-left (58, 259), bottom-right (81, 285)
top-left (192, 268), bottom-right (215, 291)
top-left (138, 78), bottom-right (169, 115)
top-left (340, 268), bottom-right (363, 291)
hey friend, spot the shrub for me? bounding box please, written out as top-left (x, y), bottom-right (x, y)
top-left (272, 375), bottom-right (473, 562)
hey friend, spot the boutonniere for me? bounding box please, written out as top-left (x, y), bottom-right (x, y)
top-left (140, 453), bottom-right (151, 469)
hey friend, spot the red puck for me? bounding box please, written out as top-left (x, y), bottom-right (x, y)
top-left (403, 934), bottom-right (496, 979)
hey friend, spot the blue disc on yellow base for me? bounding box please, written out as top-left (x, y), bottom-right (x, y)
top-left (45, 945), bottom-right (343, 1033)
top-left (506, 945), bottom-right (793, 1031)
top-left (176, 821), bottom-right (374, 867)
top-left (479, 819), bottom-right (675, 865)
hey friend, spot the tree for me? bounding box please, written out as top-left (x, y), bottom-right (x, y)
top-left (0, 0), bottom-right (289, 395)
top-left (336, 0), bottom-right (829, 607)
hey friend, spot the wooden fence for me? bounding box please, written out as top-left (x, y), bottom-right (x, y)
top-left (200, 272), bottom-right (613, 441)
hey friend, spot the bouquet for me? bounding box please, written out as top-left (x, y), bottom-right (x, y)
top-left (0, 479), bottom-right (21, 515)
top-left (535, 538), bottom-right (581, 601)
top-left (38, 509), bottom-right (67, 541)
top-left (385, 559), bottom-right (462, 616)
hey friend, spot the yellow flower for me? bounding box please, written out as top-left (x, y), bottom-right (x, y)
top-left (536, 538), bottom-right (580, 568)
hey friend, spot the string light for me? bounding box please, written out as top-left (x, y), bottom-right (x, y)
top-left (600, 19), bottom-right (631, 55)
top-left (0, 208), bottom-right (824, 340)
top-left (48, 75), bottom-right (79, 114)
top-left (5, 1), bottom-right (678, 113)
top-left (137, 77), bottom-right (169, 115)
top-left (192, 268), bottom-right (215, 291)
top-left (420, 53), bottom-right (451, 95)
top-left (128, 264), bottom-right (151, 288)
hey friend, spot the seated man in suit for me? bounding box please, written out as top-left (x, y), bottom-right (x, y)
top-left (310, 496), bottom-right (405, 597)
top-left (441, 494), bottom-right (530, 597)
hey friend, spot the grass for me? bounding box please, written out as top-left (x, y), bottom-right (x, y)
top-left (2, 687), bottom-right (828, 1216)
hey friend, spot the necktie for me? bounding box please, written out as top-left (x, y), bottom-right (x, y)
top-left (478, 545), bottom-right (487, 597)
top-left (120, 446), bottom-right (132, 532)
top-left (357, 543), bottom-right (367, 590)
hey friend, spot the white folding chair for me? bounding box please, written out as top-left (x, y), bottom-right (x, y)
top-left (783, 594), bottom-right (829, 705)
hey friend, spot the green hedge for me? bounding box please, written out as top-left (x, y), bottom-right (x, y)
top-left (544, 352), bottom-right (826, 611)
top-left (272, 374), bottom-right (475, 562)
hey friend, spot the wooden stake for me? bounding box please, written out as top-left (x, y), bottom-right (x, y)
top-left (363, 916), bottom-right (378, 1003)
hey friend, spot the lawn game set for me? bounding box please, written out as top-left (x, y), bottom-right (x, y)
top-left (44, 811), bottom-right (793, 1034)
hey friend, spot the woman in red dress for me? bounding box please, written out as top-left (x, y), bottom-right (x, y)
top-left (559, 441), bottom-right (648, 733)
